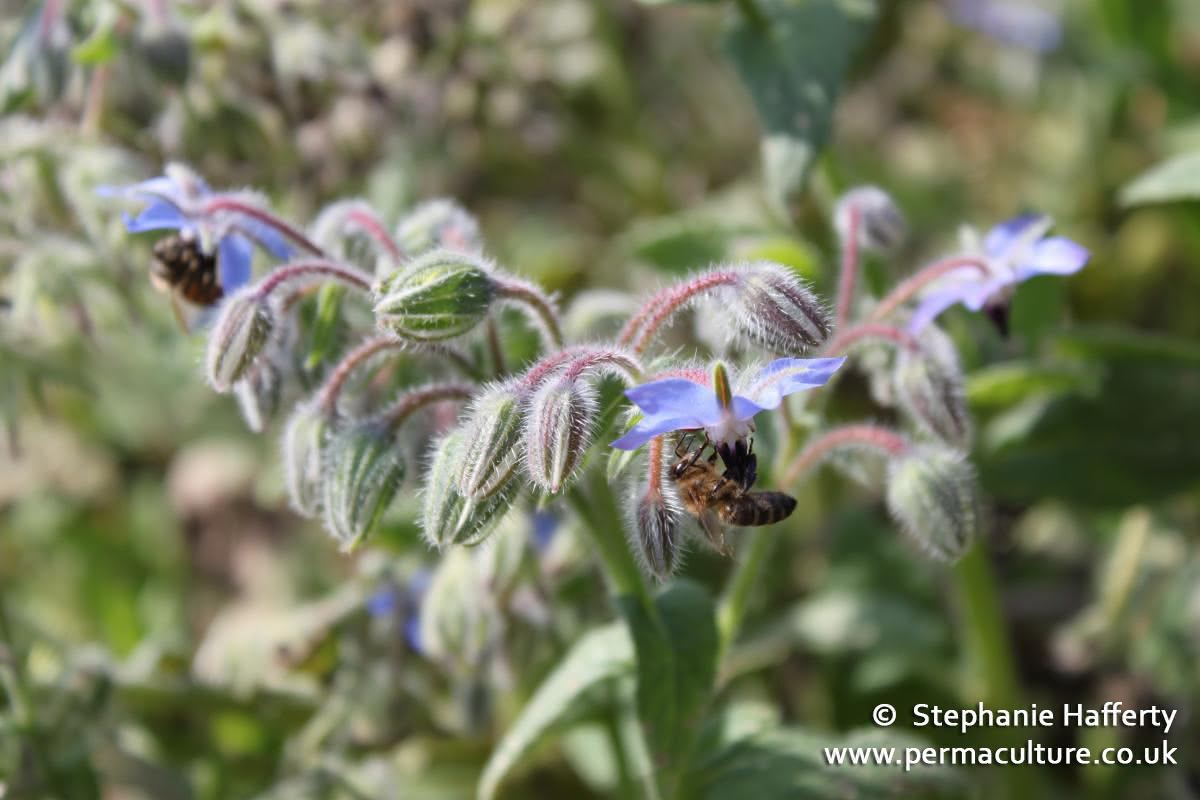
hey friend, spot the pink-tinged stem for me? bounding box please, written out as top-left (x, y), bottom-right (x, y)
top-left (253, 259), bottom-right (373, 301)
top-left (868, 256), bottom-right (991, 323)
top-left (202, 197), bottom-right (325, 257)
top-left (318, 337), bottom-right (478, 412)
top-left (38, 0), bottom-right (62, 40)
top-left (834, 203), bottom-right (860, 329)
top-left (381, 382), bottom-right (475, 431)
top-left (646, 436), bottom-right (666, 499)
top-left (492, 276), bottom-right (564, 349)
top-left (782, 425), bottom-right (910, 486)
top-left (619, 270), bottom-right (741, 352)
top-left (562, 350), bottom-right (643, 383)
top-left (518, 346), bottom-right (593, 392)
top-left (825, 322), bottom-right (921, 357)
top-left (345, 206), bottom-right (405, 264)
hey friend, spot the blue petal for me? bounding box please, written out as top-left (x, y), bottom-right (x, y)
top-left (122, 201), bottom-right (188, 233)
top-left (958, 275), bottom-right (1015, 311)
top-left (1016, 236), bottom-right (1089, 278)
top-left (404, 615), bottom-right (424, 654)
top-left (948, 0), bottom-right (1062, 53)
top-left (99, 175), bottom-right (185, 203)
top-left (908, 287), bottom-right (973, 333)
top-left (610, 415), bottom-right (702, 451)
top-left (217, 234), bottom-right (253, 292)
top-left (236, 219), bottom-right (293, 260)
top-left (624, 379), bottom-right (724, 426)
top-left (531, 510), bottom-right (560, 551)
top-left (742, 357), bottom-right (847, 408)
top-left (366, 588), bottom-right (398, 617)
top-left (983, 214), bottom-right (1046, 259)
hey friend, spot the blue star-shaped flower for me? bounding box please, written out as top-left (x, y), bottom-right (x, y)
top-left (611, 357), bottom-right (846, 451)
top-left (908, 214), bottom-right (1089, 333)
top-left (99, 163), bottom-right (292, 293)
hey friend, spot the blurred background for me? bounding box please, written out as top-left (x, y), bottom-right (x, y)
top-left (1, 0), bottom-right (1199, 798)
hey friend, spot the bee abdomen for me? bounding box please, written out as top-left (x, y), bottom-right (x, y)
top-left (725, 491), bottom-right (797, 527)
top-left (150, 235), bottom-right (224, 306)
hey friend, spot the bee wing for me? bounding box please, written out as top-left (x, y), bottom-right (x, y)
top-left (698, 510), bottom-right (728, 553)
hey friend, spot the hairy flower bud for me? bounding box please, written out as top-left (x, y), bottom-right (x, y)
top-left (417, 548), bottom-right (499, 676)
top-left (885, 446), bottom-right (981, 561)
top-left (524, 380), bottom-right (597, 494)
top-left (233, 359), bottom-right (282, 434)
top-left (835, 186), bottom-right (907, 252)
top-left (322, 418), bottom-right (407, 551)
top-left (283, 402), bottom-right (332, 517)
top-left (894, 347), bottom-right (971, 449)
top-left (731, 263), bottom-right (831, 353)
top-left (632, 488), bottom-right (683, 581)
top-left (374, 249), bottom-right (496, 341)
top-left (206, 287), bottom-right (274, 392)
top-left (457, 383), bottom-right (524, 500)
top-left (395, 199), bottom-right (483, 258)
top-left (422, 431), bottom-right (518, 549)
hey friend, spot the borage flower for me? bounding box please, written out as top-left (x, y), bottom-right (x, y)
top-left (100, 162), bottom-right (293, 293)
top-left (611, 357), bottom-right (845, 451)
top-left (908, 214), bottom-right (1088, 334)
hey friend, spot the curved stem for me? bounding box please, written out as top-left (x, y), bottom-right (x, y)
top-left (202, 196), bottom-right (325, 256)
top-left (518, 346), bottom-right (592, 392)
top-left (833, 204), bottom-right (859, 330)
top-left (717, 526), bottom-right (776, 662)
top-left (344, 206), bottom-right (405, 264)
top-left (622, 271), bottom-right (741, 354)
top-left (824, 322), bottom-right (921, 357)
top-left (782, 424), bottom-right (909, 486)
top-left (868, 256), bottom-right (990, 323)
top-left (316, 337), bottom-right (477, 412)
top-left (568, 469), bottom-right (654, 614)
top-left (485, 317), bottom-right (506, 378)
top-left (380, 382), bottom-right (475, 431)
top-left (562, 349), bottom-right (643, 383)
top-left (493, 276), bottom-right (564, 349)
top-left (253, 259), bottom-right (373, 302)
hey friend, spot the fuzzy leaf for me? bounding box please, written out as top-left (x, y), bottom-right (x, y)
top-left (1119, 151), bottom-right (1200, 207)
top-left (478, 625), bottom-right (634, 800)
top-left (619, 580), bottom-right (719, 791)
top-left (723, 0), bottom-right (879, 205)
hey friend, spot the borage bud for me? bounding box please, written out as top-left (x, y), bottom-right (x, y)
top-left (835, 186), bottom-right (907, 252)
top-left (894, 347), bottom-right (971, 450)
top-left (374, 249), bottom-right (495, 341)
top-left (283, 401), bottom-right (333, 517)
top-left (321, 418), bottom-right (407, 551)
top-left (395, 198), bottom-right (483, 259)
top-left (631, 487), bottom-right (683, 581)
top-left (885, 445), bottom-right (981, 561)
top-left (422, 431), bottom-right (518, 549)
top-left (233, 358), bottom-right (282, 433)
top-left (524, 379), bottom-right (598, 494)
top-left (206, 286), bottom-right (275, 392)
top-left (731, 263), bottom-right (831, 353)
top-left (457, 383), bottom-right (523, 500)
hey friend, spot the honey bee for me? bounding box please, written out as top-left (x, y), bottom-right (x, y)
top-left (669, 436), bottom-right (797, 553)
top-left (149, 234), bottom-right (223, 328)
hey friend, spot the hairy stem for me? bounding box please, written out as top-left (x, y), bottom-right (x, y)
top-left (344, 206), bottom-right (405, 264)
top-left (202, 196), bottom-right (326, 256)
top-left (622, 271), bottom-right (740, 354)
top-left (824, 322), bottom-right (922, 357)
top-left (834, 203), bottom-right (860, 330)
top-left (485, 317), bottom-right (506, 377)
top-left (253, 259), bottom-right (373, 301)
top-left (493, 276), bottom-right (564, 349)
top-left (380, 382), bottom-right (475, 431)
top-left (569, 469), bottom-right (654, 615)
top-left (868, 256), bottom-right (990, 323)
top-left (782, 424), bottom-right (909, 486)
top-left (717, 527), bottom-right (777, 663)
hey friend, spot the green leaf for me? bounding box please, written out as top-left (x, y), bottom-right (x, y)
top-left (723, 0), bottom-right (879, 206)
top-left (1119, 151), bottom-right (1200, 207)
top-left (966, 361), bottom-right (1100, 410)
top-left (477, 625), bottom-right (633, 800)
top-left (72, 26), bottom-right (119, 66)
top-left (978, 328), bottom-right (1200, 507)
top-left (682, 724), bottom-right (962, 800)
top-left (619, 580), bottom-right (719, 789)
top-left (305, 283), bottom-right (345, 370)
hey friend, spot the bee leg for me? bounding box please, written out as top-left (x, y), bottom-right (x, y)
top-left (742, 451), bottom-right (757, 491)
top-left (675, 433), bottom-right (692, 460)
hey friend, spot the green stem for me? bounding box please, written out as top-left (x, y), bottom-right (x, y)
top-left (716, 527), bottom-right (776, 662)
top-left (568, 470), bottom-right (653, 615)
top-left (952, 542), bottom-right (1036, 798)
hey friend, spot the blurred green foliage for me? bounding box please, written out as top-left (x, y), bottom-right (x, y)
top-left (2, 0), bottom-right (1200, 798)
